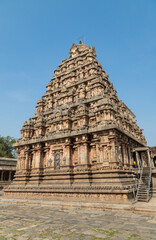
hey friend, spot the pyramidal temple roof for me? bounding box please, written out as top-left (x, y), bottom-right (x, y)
top-left (18, 43), bottom-right (146, 146)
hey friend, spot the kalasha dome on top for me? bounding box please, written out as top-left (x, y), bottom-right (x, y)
top-left (5, 42), bottom-right (152, 202)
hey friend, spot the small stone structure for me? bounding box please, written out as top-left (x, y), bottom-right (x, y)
top-left (5, 43), bottom-right (148, 201)
top-left (0, 157), bottom-right (17, 191)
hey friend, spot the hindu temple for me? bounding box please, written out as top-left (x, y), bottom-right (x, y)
top-left (5, 42), bottom-right (155, 202)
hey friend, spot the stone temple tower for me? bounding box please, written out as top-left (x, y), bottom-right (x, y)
top-left (5, 43), bottom-right (147, 201)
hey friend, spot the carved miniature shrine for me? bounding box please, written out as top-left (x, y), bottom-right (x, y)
top-left (5, 43), bottom-right (147, 201)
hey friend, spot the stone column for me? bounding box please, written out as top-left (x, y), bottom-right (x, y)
top-left (114, 145), bottom-right (119, 167)
top-left (9, 171), bottom-right (12, 181)
top-left (122, 144), bottom-right (128, 167)
top-left (31, 149), bottom-right (36, 169)
top-left (81, 142), bottom-right (89, 165)
top-left (136, 152), bottom-right (141, 170)
top-left (109, 140), bottom-right (117, 168)
top-left (44, 145), bottom-right (50, 168)
top-left (66, 145), bottom-right (71, 166)
top-left (39, 150), bottom-right (44, 170)
top-left (65, 138), bottom-right (72, 167)
top-left (95, 143), bottom-right (100, 163)
top-left (123, 144), bottom-right (129, 168)
top-left (21, 156), bottom-right (25, 171)
top-left (33, 143), bottom-right (43, 170)
top-left (80, 135), bottom-right (89, 165)
top-left (127, 146), bottom-right (131, 168)
top-left (77, 143), bottom-right (81, 164)
top-left (103, 145), bottom-right (107, 161)
top-left (128, 147), bottom-right (133, 169)
top-left (147, 149), bottom-right (151, 167)
top-left (121, 144), bottom-right (124, 166)
top-left (118, 145), bottom-right (122, 167)
top-left (107, 110), bottom-right (111, 120)
top-left (16, 149), bottom-right (20, 170)
top-left (102, 145), bottom-right (109, 167)
top-left (25, 150), bottom-right (29, 170)
top-left (49, 149), bottom-right (55, 169)
top-left (2, 171), bottom-right (5, 181)
top-left (60, 150), bottom-right (63, 166)
top-left (104, 111), bottom-right (107, 120)
top-left (38, 145), bottom-right (43, 170)
top-left (1, 171), bottom-right (4, 181)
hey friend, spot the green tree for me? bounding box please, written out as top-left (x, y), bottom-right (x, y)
top-left (0, 136), bottom-right (16, 158)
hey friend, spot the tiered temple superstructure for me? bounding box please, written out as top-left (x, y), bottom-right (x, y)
top-left (5, 43), bottom-right (147, 201)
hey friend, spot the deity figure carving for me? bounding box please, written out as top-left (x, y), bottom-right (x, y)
top-left (55, 152), bottom-right (60, 170)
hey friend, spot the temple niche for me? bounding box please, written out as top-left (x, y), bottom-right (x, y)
top-left (5, 43), bottom-right (147, 202)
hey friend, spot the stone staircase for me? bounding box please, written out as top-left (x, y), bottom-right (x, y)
top-left (136, 167), bottom-right (152, 202)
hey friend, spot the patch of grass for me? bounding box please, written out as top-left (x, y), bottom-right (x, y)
top-left (91, 236), bottom-right (109, 240)
top-left (125, 233), bottom-right (140, 240)
top-left (103, 229), bottom-right (119, 237)
top-left (51, 231), bottom-right (85, 240)
top-left (0, 235), bottom-right (7, 240)
top-left (12, 234), bottom-right (20, 237)
top-left (91, 228), bottom-right (121, 238)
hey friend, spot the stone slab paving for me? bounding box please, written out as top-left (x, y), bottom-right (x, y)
top-left (0, 201), bottom-right (156, 240)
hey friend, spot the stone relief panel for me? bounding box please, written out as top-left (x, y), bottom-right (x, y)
top-left (55, 151), bottom-right (60, 170)
top-left (48, 158), bottom-right (52, 167)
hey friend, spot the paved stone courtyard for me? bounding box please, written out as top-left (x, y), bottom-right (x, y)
top-left (0, 201), bottom-right (156, 240)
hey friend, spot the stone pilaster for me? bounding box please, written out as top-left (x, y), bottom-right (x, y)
top-left (80, 142), bottom-right (89, 165)
top-left (123, 144), bottom-right (129, 168)
top-left (9, 171), bottom-right (12, 181)
top-left (128, 147), bottom-right (133, 169)
top-left (64, 138), bottom-right (72, 167)
top-left (43, 144), bottom-right (50, 169)
top-left (109, 142), bottom-right (117, 168)
top-left (95, 143), bottom-right (100, 163)
top-left (25, 147), bottom-right (29, 171)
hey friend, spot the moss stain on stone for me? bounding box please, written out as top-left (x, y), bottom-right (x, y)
top-left (125, 233), bottom-right (140, 240)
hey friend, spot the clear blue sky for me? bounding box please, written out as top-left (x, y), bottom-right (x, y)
top-left (0, 0), bottom-right (155, 146)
